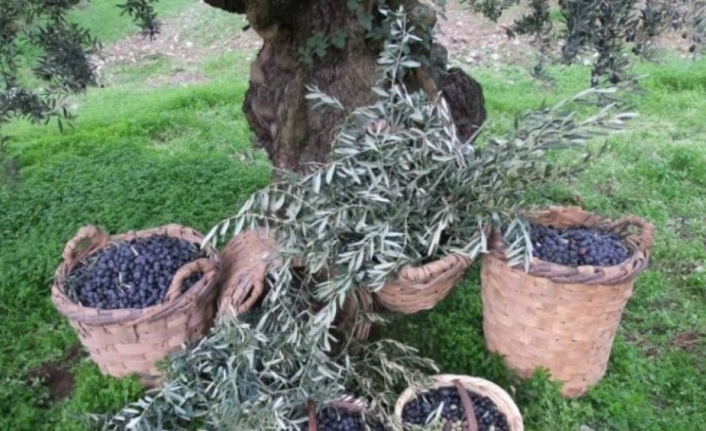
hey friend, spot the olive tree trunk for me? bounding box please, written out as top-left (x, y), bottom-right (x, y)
top-left (203, 0), bottom-right (486, 175)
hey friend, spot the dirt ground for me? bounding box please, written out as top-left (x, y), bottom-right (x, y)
top-left (93, 0), bottom-right (695, 86)
top-left (94, 0), bottom-right (534, 82)
top-left (25, 345), bottom-right (84, 404)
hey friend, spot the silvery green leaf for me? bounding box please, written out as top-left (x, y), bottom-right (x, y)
top-left (371, 86), bottom-right (389, 97)
top-left (201, 223), bottom-right (220, 248)
top-left (218, 219), bottom-right (230, 237)
top-left (325, 164), bottom-right (336, 184)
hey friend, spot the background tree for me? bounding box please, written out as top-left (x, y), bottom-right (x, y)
top-left (1, 0), bottom-right (704, 177)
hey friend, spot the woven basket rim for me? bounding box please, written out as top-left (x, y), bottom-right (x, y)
top-left (374, 252), bottom-right (474, 314)
top-left (487, 206), bottom-right (653, 285)
top-left (393, 374), bottom-right (524, 431)
top-left (51, 224), bottom-right (221, 326)
top-left (323, 395), bottom-right (369, 414)
top-left (396, 252), bottom-right (473, 285)
top-left (306, 396), bottom-right (370, 431)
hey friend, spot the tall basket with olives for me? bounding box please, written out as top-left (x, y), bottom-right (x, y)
top-left (481, 206), bottom-right (653, 397)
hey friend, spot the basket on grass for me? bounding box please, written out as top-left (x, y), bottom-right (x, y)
top-left (375, 253), bottom-right (473, 314)
top-left (51, 224), bottom-right (221, 388)
top-left (480, 206), bottom-right (654, 398)
top-left (216, 229), bottom-right (374, 340)
top-left (394, 374), bottom-right (524, 431)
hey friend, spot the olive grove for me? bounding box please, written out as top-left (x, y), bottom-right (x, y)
top-left (1, 0), bottom-right (704, 176)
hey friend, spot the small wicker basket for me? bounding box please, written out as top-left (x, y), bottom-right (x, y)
top-left (394, 374), bottom-right (524, 431)
top-left (375, 253), bottom-right (473, 314)
top-left (51, 224), bottom-right (221, 387)
top-left (480, 206), bottom-right (654, 397)
top-left (306, 396), bottom-right (370, 431)
top-left (216, 229), bottom-right (373, 340)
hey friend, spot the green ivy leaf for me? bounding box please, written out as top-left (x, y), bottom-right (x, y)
top-left (357, 11), bottom-right (374, 31)
top-left (331, 31), bottom-right (347, 49)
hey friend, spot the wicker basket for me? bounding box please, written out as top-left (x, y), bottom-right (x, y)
top-left (480, 206), bottom-right (654, 398)
top-left (216, 229), bottom-right (278, 319)
top-left (336, 288), bottom-right (374, 341)
top-left (51, 224), bottom-right (221, 387)
top-left (216, 230), bottom-right (373, 340)
top-left (306, 396), bottom-right (370, 431)
top-left (375, 253), bottom-right (473, 314)
top-left (394, 374), bottom-right (524, 431)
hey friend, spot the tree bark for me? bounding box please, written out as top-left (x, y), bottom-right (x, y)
top-left (203, 0), bottom-right (486, 176)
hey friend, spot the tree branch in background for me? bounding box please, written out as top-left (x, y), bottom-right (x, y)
top-left (0, 0), bottom-right (159, 179)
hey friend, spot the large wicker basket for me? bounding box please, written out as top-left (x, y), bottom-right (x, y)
top-left (480, 206), bottom-right (654, 398)
top-left (375, 253), bottom-right (473, 314)
top-left (216, 229), bottom-right (373, 340)
top-left (51, 224), bottom-right (221, 387)
top-left (394, 374), bottom-right (524, 431)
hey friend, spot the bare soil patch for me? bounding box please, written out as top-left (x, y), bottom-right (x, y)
top-left (94, 0), bottom-right (696, 87)
top-left (25, 345), bottom-right (85, 404)
top-left (670, 331), bottom-right (701, 353)
top-left (433, 0), bottom-right (695, 69)
top-left (93, 1), bottom-right (261, 86)
top-left (434, 1), bottom-right (537, 67)
top-left (145, 69), bottom-right (210, 87)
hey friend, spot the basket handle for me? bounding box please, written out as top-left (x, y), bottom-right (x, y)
top-left (165, 258), bottom-right (214, 302)
top-left (453, 379), bottom-right (479, 431)
top-left (217, 271), bottom-right (261, 318)
top-left (608, 215), bottom-right (654, 255)
top-left (62, 225), bottom-right (110, 265)
top-left (308, 401), bottom-right (318, 431)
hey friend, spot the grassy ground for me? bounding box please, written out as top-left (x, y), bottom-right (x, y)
top-left (1, 1), bottom-right (706, 430)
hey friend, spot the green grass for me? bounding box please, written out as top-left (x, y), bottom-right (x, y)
top-left (68, 0), bottom-right (194, 44)
top-left (2, 0), bottom-right (706, 429)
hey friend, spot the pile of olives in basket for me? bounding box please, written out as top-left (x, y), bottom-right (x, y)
top-left (300, 407), bottom-right (388, 431)
top-left (401, 386), bottom-right (510, 431)
top-left (530, 224), bottom-right (630, 268)
top-left (66, 235), bottom-right (205, 310)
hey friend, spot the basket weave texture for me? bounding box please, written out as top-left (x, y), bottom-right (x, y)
top-left (375, 253), bottom-right (473, 314)
top-left (52, 224), bottom-right (221, 387)
top-left (216, 229), bottom-right (278, 319)
top-left (394, 374), bottom-right (524, 431)
top-left (216, 230), bottom-right (373, 340)
top-left (480, 206), bottom-right (654, 398)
